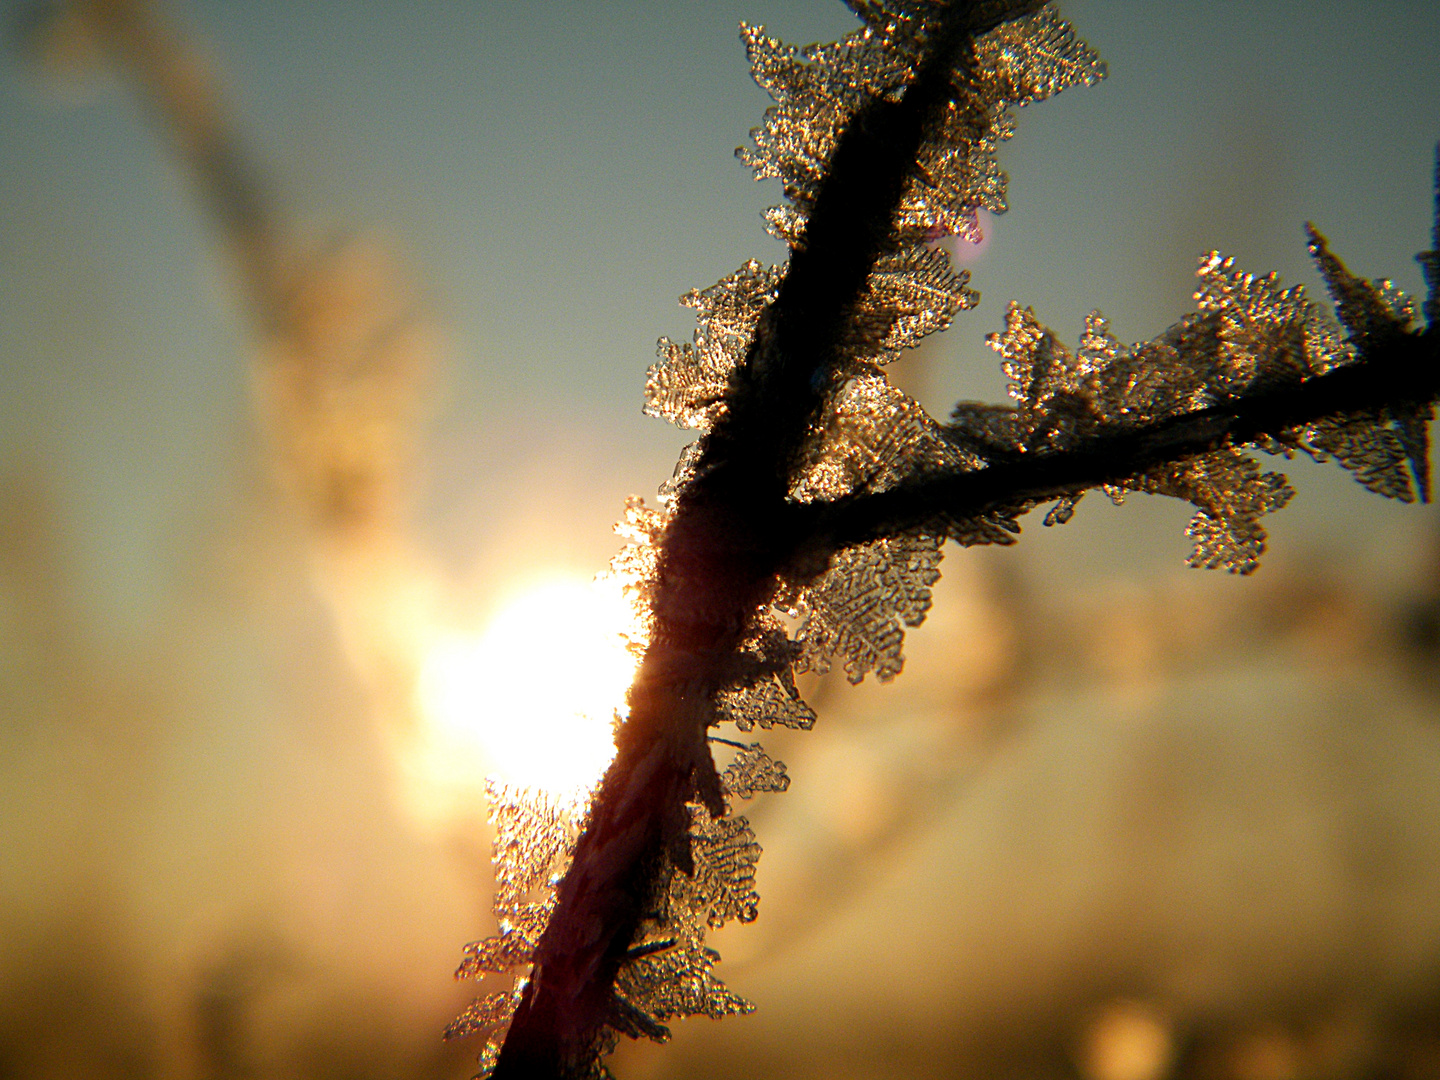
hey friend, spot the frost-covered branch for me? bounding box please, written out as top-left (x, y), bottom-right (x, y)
top-left (486, 7), bottom-right (1048, 1078)
top-left (798, 299), bottom-right (1439, 569)
top-left (458, 3), bottom-right (1436, 1078)
top-left (788, 202), bottom-right (1440, 578)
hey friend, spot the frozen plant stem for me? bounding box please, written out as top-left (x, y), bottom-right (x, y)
top-left (472, 3), bottom-right (1440, 1078)
top-left (803, 319), bottom-right (1440, 554)
top-left (490, 6), bottom-right (1037, 1077)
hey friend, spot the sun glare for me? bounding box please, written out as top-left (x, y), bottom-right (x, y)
top-left (418, 577), bottom-right (639, 796)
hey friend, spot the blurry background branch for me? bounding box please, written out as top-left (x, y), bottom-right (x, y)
top-left (18, 0), bottom-right (443, 731)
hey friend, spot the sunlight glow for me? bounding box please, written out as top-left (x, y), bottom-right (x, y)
top-left (418, 577), bottom-right (638, 796)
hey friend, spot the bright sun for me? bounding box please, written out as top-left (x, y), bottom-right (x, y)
top-left (418, 577), bottom-right (639, 796)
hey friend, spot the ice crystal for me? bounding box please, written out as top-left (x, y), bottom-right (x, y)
top-left (445, 989), bottom-right (525, 1042)
top-left (450, 782), bottom-right (588, 1072)
top-left (941, 507), bottom-right (1027, 548)
top-left (455, 925), bottom-right (540, 981)
top-left (1307, 224), bottom-right (1416, 346)
top-left (972, 6), bottom-right (1108, 105)
top-left (657, 440), bottom-right (704, 509)
top-left (601, 495), bottom-right (666, 652)
top-left (989, 302), bottom-right (1110, 448)
top-left (1192, 251), bottom-right (1353, 388)
top-left (614, 923), bottom-right (753, 1032)
top-left (844, 245), bottom-right (979, 367)
top-left (1301, 225), bottom-right (1432, 501)
top-left (793, 375), bottom-right (979, 499)
top-left (1290, 411), bottom-right (1421, 503)
top-left (792, 529), bottom-right (944, 681)
top-left (684, 804), bottom-right (764, 927)
top-left (488, 780), bottom-right (582, 913)
top-left (715, 612), bottom-right (817, 731)
top-left (1388, 399), bottom-right (1436, 505)
top-left (739, 4), bottom-right (1103, 244)
top-left (1125, 446), bottom-right (1295, 574)
top-left (645, 261), bottom-right (782, 431)
top-left (719, 742), bottom-right (792, 798)
top-left (610, 803), bottom-right (759, 1043)
top-left (718, 677), bottom-right (817, 731)
top-left (1043, 492), bottom-right (1080, 526)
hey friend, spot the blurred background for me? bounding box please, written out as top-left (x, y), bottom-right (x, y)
top-left (3, 1), bottom-right (1440, 1078)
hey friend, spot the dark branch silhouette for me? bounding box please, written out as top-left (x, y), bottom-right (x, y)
top-left (799, 319), bottom-right (1439, 558)
top-left (491, 5), bottom-right (1049, 1077)
top-left (418, 1), bottom-right (1440, 1075)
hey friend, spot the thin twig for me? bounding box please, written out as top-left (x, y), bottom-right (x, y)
top-left (794, 326), bottom-right (1439, 557)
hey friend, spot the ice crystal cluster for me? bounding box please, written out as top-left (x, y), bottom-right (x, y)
top-left (952, 235), bottom-right (1431, 572)
top-left (456, 4), bottom-right (1105, 1074)
top-left (648, 0), bottom-right (1104, 684)
top-left (448, 781), bottom-right (583, 1075)
top-left (451, 750), bottom-right (785, 1075)
top-left (453, 0), bottom-right (1438, 1075)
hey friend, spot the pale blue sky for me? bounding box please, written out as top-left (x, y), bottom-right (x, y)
top-left (2, 0), bottom-right (1438, 634)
